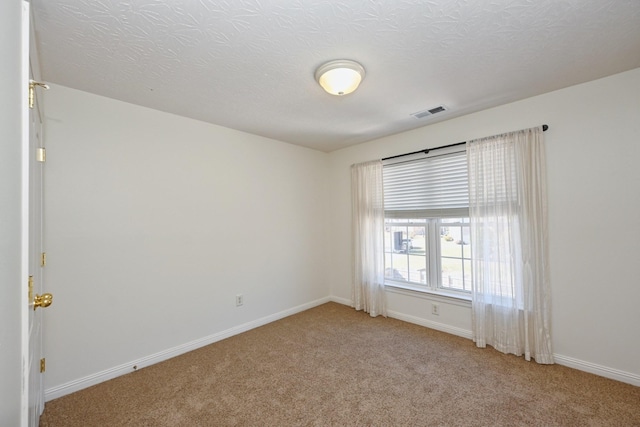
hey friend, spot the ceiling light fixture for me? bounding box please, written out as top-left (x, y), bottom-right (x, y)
top-left (315, 60), bottom-right (365, 96)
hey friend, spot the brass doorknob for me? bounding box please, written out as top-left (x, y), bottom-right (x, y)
top-left (33, 293), bottom-right (53, 310)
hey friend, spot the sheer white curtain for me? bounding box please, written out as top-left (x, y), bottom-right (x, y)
top-left (467, 126), bottom-right (553, 364)
top-left (351, 160), bottom-right (387, 317)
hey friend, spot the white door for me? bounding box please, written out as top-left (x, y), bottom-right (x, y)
top-left (22, 1), bottom-right (50, 425)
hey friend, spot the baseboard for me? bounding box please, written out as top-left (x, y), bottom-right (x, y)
top-left (45, 296), bottom-right (332, 401)
top-left (553, 354), bottom-right (640, 387)
top-left (328, 296), bottom-right (472, 339)
top-left (45, 296), bottom-right (639, 401)
top-left (329, 295), bottom-right (352, 306)
top-left (386, 309), bottom-right (473, 340)
top-left (388, 310), bottom-right (640, 386)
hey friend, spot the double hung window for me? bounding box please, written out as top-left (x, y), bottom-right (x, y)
top-left (382, 148), bottom-right (471, 294)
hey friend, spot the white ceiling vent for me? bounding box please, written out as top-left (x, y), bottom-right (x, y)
top-left (411, 105), bottom-right (448, 119)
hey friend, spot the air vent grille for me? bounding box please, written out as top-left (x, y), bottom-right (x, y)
top-left (411, 105), bottom-right (448, 119)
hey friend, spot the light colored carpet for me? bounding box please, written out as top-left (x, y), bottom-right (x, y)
top-left (41, 302), bottom-right (640, 426)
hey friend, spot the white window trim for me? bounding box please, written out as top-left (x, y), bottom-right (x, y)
top-left (384, 282), bottom-right (472, 306)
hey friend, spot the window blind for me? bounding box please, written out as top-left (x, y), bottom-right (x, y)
top-left (383, 150), bottom-right (469, 218)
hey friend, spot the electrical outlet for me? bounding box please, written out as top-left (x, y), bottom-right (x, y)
top-left (432, 303), bottom-right (439, 316)
top-left (236, 294), bottom-right (244, 306)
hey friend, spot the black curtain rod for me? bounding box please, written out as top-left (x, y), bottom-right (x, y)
top-left (382, 124), bottom-right (548, 161)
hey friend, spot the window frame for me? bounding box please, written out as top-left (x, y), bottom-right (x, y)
top-left (383, 216), bottom-right (471, 297)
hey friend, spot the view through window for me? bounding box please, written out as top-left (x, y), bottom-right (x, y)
top-left (384, 217), bottom-right (471, 292)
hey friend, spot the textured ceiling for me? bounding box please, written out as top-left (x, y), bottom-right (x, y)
top-left (31, 0), bottom-right (640, 152)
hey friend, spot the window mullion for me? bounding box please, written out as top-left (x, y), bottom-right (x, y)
top-left (435, 219), bottom-right (442, 290)
top-left (429, 219), bottom-right (439, 290)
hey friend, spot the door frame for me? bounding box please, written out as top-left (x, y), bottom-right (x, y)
top-left (20, 1), bottom-right (31, 423)
top-left (21, 1), bottom-right (47, 425)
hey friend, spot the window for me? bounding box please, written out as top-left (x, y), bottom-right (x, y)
top-left (439, 217), bottom-right (471, 292)
top-left (383, 217), bottom-right (471, 292)
top-left (383, 148), bottom-right (471, 294)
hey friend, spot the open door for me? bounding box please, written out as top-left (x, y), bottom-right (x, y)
top-left (22, 1), bottom-right (51, 425)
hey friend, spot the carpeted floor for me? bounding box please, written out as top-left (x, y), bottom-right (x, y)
top-left (40, 302), bottom-right (640, 426)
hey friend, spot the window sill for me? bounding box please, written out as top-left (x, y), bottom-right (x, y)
top-left (384, 281), bottom-right (472, 307)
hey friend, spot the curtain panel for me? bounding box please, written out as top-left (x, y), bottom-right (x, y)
top-left (467, 126), bottom-right (553, 364)
top-left (351, 160), bottom-right (387, 317)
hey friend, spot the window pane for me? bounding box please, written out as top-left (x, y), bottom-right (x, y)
top-left (411, 233), bottom-right (426, 251)
top-left (408, 254), bottom-right (427, 284)
top-left (390, 226), bottom-right (407, 252)
top-left (463, 260), bottom-right (472, 291)
top-left (441, 257), bottom-right (465, 291)
top-left (389, 253), bottom-right (408, 281)
top-left (441, 235), bottom-right (462, 258)
top-left (461, 227), bottom-right (471, 259)
top-left (439, 218), bottom-right (470, 292)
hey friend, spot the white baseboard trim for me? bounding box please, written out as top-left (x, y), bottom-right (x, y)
top-left (45, 296), bottom-right (332, 401)
top-left (387, 309), bottom-right (473, 340)
top-left (386, 310), bottom-right (640, 387)
top-left (45, 296), bottom-right (639, 401)
top-left (553, 354), bottom-right (640, 387)
top-left (329, 295), bottom-right (352, 306)
top-left (327, 297), bottom-right (472, 339)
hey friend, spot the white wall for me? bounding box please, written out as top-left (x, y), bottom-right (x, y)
top-left (43, 85), bottom-right (329, 397)
top-left (40, 68), bottom-right (640, 398)
top-left (0, 1), bottom-right (25, 425)
top-left (328, 68), bottom-right (640, 385)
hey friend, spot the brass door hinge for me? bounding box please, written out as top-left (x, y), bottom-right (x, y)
top-left (40, 358), bottom-right (46, 373)
top-left (29, 80), bottom-right (49, 109)
top-left (28, 275), bottom-right (34, 302)
top-left (36, 147), bottom-right (46, 163)
top-left (29, 85), bottom-right (34, 109)
top-left (41, 252), bottom-right (47, 267)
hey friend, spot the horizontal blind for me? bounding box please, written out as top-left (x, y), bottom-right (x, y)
top-left (383, 151), bottom-right (469, 218)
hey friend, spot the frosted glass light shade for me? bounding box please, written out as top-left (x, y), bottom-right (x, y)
top-left (315, 60), bottom-right (365, 96)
